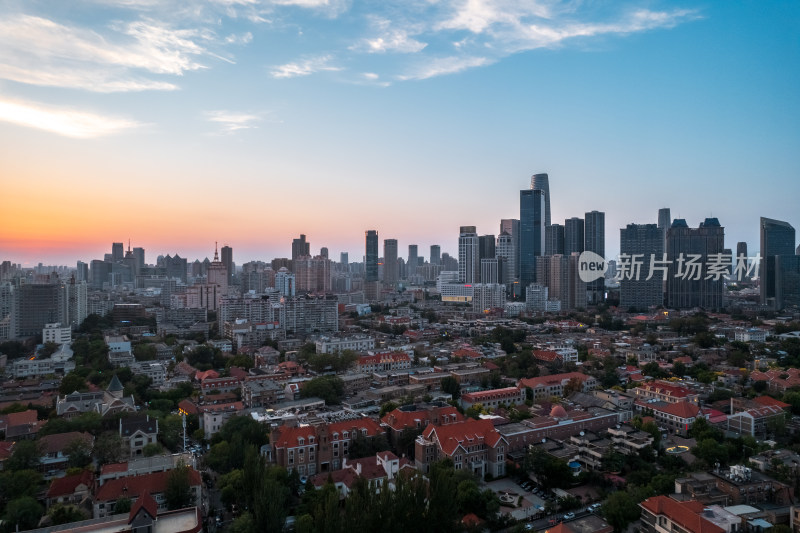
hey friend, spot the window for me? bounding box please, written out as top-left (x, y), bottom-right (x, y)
top-left (288, 450), bottom-right (294, 465)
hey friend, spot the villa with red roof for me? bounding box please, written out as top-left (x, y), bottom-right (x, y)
top-left (635, 400), bottom-right (706, 436)
top-left (269, 417), bottom-right (385, 476)
top-left (460, 387), bottom-right (525, 410)
top-left (381, 404), bottom-right (464, 444)
top-left (633, 380), bottom-right (700, 405)
top-left (518, 372), bottom-right (597, 400)
top-left (414, 418), bottom-right (508, 478)
top-left (93, 468), bottom-right (202, 519)
top-left (639, 496), bottom-right (725, 533)
top-left (356, 352), bottom-right (411, 373)
top-left (46, 470), bottom-right (94, 509)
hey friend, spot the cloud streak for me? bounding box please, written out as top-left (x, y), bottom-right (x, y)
top-left (0, 98), bottom-right (141, 138)
top-left (205, 110), bottom-right (263, 133)
top-left (0, 14), bottom-right (212, 92)
top-left (270, 55), bottom-right (341, 78)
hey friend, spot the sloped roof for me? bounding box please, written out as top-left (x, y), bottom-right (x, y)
top-left (640, 496), bottom-right (724, 533)
top-left (46, 470), bottom-right (94, 498)
top-left (423, 418), bottom-right (504, 456)
top-left (39, 431), bottom-right (93, 454)
top-left (108, 374), bottom-right (124, 392)
top-left (129, 490), bottom-right (158, 523)
top-left (96, 468), bottom-right (201, 502)
top-left (380, 406), bottom-right (464, 431)
top-left (657, 402), bottom-right (701, 419)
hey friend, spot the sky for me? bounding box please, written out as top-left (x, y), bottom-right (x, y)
top-left (0, 0), bottom-right (798, 267)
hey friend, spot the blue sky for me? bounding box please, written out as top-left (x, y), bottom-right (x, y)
top-left (0, 0), bottom-right (798, 265)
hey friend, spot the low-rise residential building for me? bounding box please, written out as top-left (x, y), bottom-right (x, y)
top-left (98, 453), bottom-right (193, 485)
top-left (635, 400), bottom-right (705, 436)
top-left (633, 380), bottom-right (700, 405)
top-left (45, 470), bottom-right (94, 509)
top-left (200, 402), bottom-right (243, 438)
top-left (268, 417), bottom-right (385, 475)
top-left (39, 431), bottom-right (94, 473)
top-left (242, 379), bottom-right (284, 408)
top-left (129, 362), bottom-right (166, 386)
top-left (639, 496), bottom-right (727, 533)
top-left (414, 418), bottom-right (508, 477)
top-left (10, 343), bottom-right (75, 378)
top-left (356, 352), bottom-right (411, 373)
top-left (315, 335), bottom-right (376, 354)
top-left (460, 387), bottom-right (525, 410)
top-left (93, 468), bottom-right (202, 518)
top-left (518, 372), bottom-right (597, 400)
top-left (381, 404), bottom-right (464, 442)
top-left (120, 415), bottom-right (159, 458)
top-left (734, 328), bottom-right (767, 343)
top-left (200, 376), bottom-right (241, 395)
top-left (43, 322), bottom-right (72, 344)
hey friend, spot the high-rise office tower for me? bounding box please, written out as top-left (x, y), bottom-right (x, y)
top-left (132, 247), bottom-right (145, 273)
top-left (76, 261), bottom-right (89, 282)
top-left (760, 217), bottom-right (797, 307)
top-left (479, 235), bottom-right (496, 262)
top-left (320, 247), bottom-right (329, 259)
top-left (207, 244), bottom-right (229, 309)
top-left (111, 242), bottom-right (124, 263)
top-left (221, 245), bottom-right (233, 282)
top-left (295, 256), bottom-right (332, 293)
top-left (430, 245), bottom-right (441, 266)
top-left (658, 208), bottom-right (671, 251)
top-left (291, 235), bottom-right (310, 266)
top-left (564, 217), bottom-right (584, 256)
top-left (545, 224), bottom-right (565, 256)
top-left (480, 259), bottom-right (500, 284)
top-left (384, 239), bottom-right (399, 284)
top-left (17, 282), bottom-right (64, 337)
top-left (458, 226), bottom-right (480, 284)
top-left (736, 242), bottom-right (748, 260)
top-left (365, 230), bottom-right (379, 282)
top-left (500, 219), bottom-right (520, 289)
top-left (530, 173), bottom-right (551, 227)
top-left (340, 252), bottom-right (349, 267)
top-left (535, 254), bottom-right (586, 311)
top-left (620, 224), bottom-right (664, 310)
top-left (519, 190), bottom-right (545, 289)
top-left (408, 245), bottom-right (418, 278)
top-left (667, 218), bottom-right (725, 309)
top-left (496, 232), bottom-right (516, 291)
top-left (584, 211), bottom-right (605, 304)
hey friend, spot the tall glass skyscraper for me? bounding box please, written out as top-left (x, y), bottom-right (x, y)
top-left (760, 217), bottom-right (796, 306)
top-left (384, 239), bottom-right (398, 284)
top-left (530, 173), bottom-right (551, 227)
top-left (519, 189), bottom-right (545, 290)
top-left (458, 226), bottom-right (480, 284)
top-left (564, 217), bottom-right (585, 256)
top-left (365, 230), bottom-right (379, 282)
top-left (584, 211), bottom-right (605, 303)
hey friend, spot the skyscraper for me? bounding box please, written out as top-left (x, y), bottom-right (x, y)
top-left (658, 208), bottom-right (671, 251)
top-left (535, 254), bottom-right (586, 311)
top-left (584, 211), bottom-right (605, 304)
top-left (530, 173), bottom-right (551, 227)
top-left (760, 217), bottom-right (796, 307)
top-left (291, 235), bottom-right (310, 266)
top-left (408, 245), bottom-right (418, 278)
top-left (519, 190), bottom-right (545, 289)
top-left (111, 242), bottom-right (124, 263)
top-left (620, 224), bottom-right (664, 310)
top-left (736, 242), bottom-right (748, 260)
top-left (76, 261), bottom-right (89, 282)
top-left (496, 232), bottom-right (516, 291)
top-left (564, 217), bottom-right (584, 256)
top-left (430, 245), bottom-right (441, 266)
top-left (545, 224), bottom-right (565, 256)
top-left (667, 218), bottom-right (725, 309)
top-left (340, 252), bottom-right (349, 267)
top-left (479, 235), bottom-right (496, 262)
top-left (365, 230), bottom-right (379, 282)
top-left (132, 247), bottom-right (145, 273)
top-left (320, 247), bottom-right (329, 259)
top-left (500, 219), bottom-right (520, 289)
top-left (458, 226), bottom-right (480, 284)
top-left (384, 239), bottom-right (398, 284)
top-left (221, 245), bottom-right (233, 282)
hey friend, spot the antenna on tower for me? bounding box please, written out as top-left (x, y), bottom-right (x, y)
top-left (214, 241), bottom-right (219, 262)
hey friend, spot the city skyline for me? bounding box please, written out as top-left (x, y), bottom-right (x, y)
top-left (1, 1), bottom-right (798, 265)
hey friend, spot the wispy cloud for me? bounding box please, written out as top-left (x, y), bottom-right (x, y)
top-left (399, 55), bottom-right (492, 80)
top-left (0, 98), bottom-right (141, 138)
top-left (0, 14), bottom-right (212, 92)
top-left (351, 18), bottom-right (428, 54)
top-left (204, 110), bottom-right (263, 133)
top-left (270, 55), bottom-right (341, 78)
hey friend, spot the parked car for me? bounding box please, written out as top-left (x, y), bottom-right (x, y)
top-left (588, 503), bottom-right (602, 513)
top-left (562, 512), bottom-right (575, 521)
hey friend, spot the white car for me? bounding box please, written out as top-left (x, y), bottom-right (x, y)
top-left (588, 503), bottom-right (602, 512)
top-left (562, 512), bottom-right (575, 520)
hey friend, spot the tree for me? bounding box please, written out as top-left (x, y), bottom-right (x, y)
top-left (441, 376), bottom-right (461, 399)
top-left (603, 488), bottom-right (650, 532)
top-left (113, 497), bottom-right (132, 514)
top-left (300, 376), bottom-right (345, 405)
top-left (5, 440), bottom-right (41, 472)
top-left (65, 437), bottom-right (93, 468)
top-left (143, 442), bottom-right (163, 457)
top-left (165, 464), bottom-right (193, 510)
top-left (3, 496), bottom-right (44, 531)
top-left (59, 372), bottom-right (88, 394)
top-left (47, 503), bottom-right (88, 525)
top-left (94, 431), bottom-right (125, 465)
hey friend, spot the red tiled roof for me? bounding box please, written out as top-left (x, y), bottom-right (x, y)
top-left (656, 402), bottom-right (701, 419)
top-left (272, 425), bottom-right (316, 449)
top-left (178, 399), bottom-right (199, 415)
top-left (423, 419), bottom-right (504, 456)
top-left (328, 418), bottom-right (383, 438)
top-left (6, 409), bottom-right (38, 426)
top-left (129, 490), bottom-right (158, 523)
top-left (39, 431), bottom-right (93, 455)
top-left (752, 396), bottom-right (790, 409)
top-left (195, 370), bottom-right (220, 382)
top-left (453, 348), bottom-right (482, 359)
top-left (639, 381), bottom-right (695, 398)
top-left (640, 496), bottom-right (724, 533)
top-left (380, 406), bottom-right (464, 431)
top-left (0, 441), bottom-right (14, 461)
top-left (101, 462), bottom-right (129, 475)
top-left (533, 350), bottom-right (561, 362)
top-left (46, 470), bottom-right (94, 498)
top-left (461, 387), bottom-right (522, 402)
top-left (96, 468), bottom-right (201, 502)
top-left (519, 372), bottom-right (591, 390)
